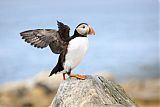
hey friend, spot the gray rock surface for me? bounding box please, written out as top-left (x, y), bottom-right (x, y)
top-left (49, 75), bottom-right (138, 107)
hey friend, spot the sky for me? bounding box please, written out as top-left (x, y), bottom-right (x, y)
top-left (0, 0), bottom-right (158, 83)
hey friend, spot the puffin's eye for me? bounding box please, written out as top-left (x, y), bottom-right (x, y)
top-left (82, 26), bottom-right (85, 28)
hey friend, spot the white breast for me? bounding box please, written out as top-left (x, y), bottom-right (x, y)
top-left (64, 37), bottom-right (88, 71)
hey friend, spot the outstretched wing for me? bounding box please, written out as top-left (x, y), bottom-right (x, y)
top-left (57, 21), bottom-right (70, 41)
top-left (20, 21), bottom-right (70, 54)
top-left (49, 21), bottom-right (70, 53)
top-left (20, 29), bottom-right (58, 48)
top-left (20, 29), bottom-right (66, 54)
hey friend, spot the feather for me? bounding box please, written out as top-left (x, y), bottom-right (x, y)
top-left (20, 21), bottom-right (70, 54)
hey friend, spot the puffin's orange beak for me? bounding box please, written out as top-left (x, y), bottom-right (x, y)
top-left (88, 25), bottom-right (95, 35)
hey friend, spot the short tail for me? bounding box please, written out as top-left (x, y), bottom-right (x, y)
top-left (49, 62), bottom-right (64, 77)
top-left (49, 64), bottom-right (59, 77)
top-left (49, 54), bottom-right (64, 77)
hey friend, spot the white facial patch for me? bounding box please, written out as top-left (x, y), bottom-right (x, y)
top-left (76, 24), bottom-right (89, 35)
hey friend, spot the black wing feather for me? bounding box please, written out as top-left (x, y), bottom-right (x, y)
top-left (20, 29), bottom-right (56, 48)
top-left (20, 21), bottom-right (70, 54)
top-left (57, 21), bottom-right (70, 41)
top-left (20, 29), bottom-right (64, 53)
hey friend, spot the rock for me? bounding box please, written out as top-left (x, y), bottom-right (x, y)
top-left (0, 71), bottom-right (62, 107)
top-left (121, 79), bottom-right (160, 106)
top-left (33, 71), bottom-right (62, 91)
top-left (50, 75), bottom-right (138, 107)
top-left (93, 71), bottom-right (114, 80)
top-left (1, 71), bottom-right (158, 107)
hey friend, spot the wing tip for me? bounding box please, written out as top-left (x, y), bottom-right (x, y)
top-left (57, 21), bottom-right (64, 26)
top-left (48, 73), bottom-right (53, 77)
top-left (20, 32), bottom-right (24, 37)
top-left (57, 20), bottom-right (60, 23)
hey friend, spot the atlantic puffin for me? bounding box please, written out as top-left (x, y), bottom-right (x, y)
top-left (20, 21), bottom-right (95, 80)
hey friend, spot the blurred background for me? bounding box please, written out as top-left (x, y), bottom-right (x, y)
top-left (0, 0), bottom-right (159, 107)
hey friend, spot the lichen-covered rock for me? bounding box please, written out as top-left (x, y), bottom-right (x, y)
top-left (50, 76), bottom-right (138, 107)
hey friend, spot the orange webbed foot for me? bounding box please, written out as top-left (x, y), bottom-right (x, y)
top-left (68, 74), bottom-right (87, 80)
top-left (75, 75), bottom-right (87, 80)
